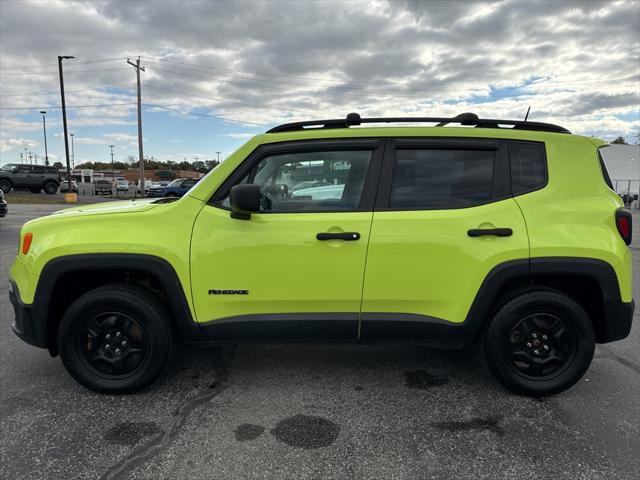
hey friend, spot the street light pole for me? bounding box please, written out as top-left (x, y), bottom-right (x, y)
top-left (216, 151), bottom-right (221, 163)
top-left (70, 133), bottom-right (75, 168)
top-left (58, 55), bottom-right (74, 185)
top-left (40, 111), bottom-right (49, 166)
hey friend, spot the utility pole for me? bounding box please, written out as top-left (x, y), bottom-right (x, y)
top-left (40, 111), bottom-right (49, 166)
top-left (127, 57), bottom-right (146, 192)
top-left (58, 55), bottom-right (75, 184)
top-left (28, 152), bottom-right (33, 165)
top-left (24, 148), bottom-right (27, 164)
top-left (70, 133), bottom-right (75, 168)
top-left (109, 144), bottom-right (115, 171)
top-left (216, 151), bottom-right (221, 163)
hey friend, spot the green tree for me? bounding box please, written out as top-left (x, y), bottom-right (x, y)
top-left (611, 136), bottom-right (628, 145)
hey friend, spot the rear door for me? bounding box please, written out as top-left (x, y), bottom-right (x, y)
top-left (360, 138), bottom-right (529, 340)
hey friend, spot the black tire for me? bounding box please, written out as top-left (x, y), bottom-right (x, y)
top-left (483, 290), bottom-right (595, 397)
top-left (43, 181), bottom-right (58, 194)
top-left (29, 187), bottom-right (41, 193)
top-left (57, 284), bottom-right (176, 394)
top-left (0, 179), bottom-right (12, 193)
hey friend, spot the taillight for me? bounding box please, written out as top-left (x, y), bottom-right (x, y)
top-left (22, 232), bottom-right (33, 255)
top-left (615, 209), bottom-right (632, 246)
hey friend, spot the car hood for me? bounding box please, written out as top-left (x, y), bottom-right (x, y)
top-left (49, 199), bottom-right (167, 218)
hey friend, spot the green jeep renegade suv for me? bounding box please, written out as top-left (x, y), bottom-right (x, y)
top-left (9, 113), bottom-right (634, 396)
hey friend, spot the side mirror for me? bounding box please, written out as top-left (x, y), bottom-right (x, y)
top-left (229, 184), bottom-right (261, 220)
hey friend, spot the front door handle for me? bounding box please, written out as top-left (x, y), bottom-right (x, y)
top-left (316, 232), bottom-right (360, 241)
top-left (467, 228), bottom-right (513, 237)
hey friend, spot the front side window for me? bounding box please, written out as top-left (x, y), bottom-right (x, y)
top-left (218, 150), bottom-right (373, 212)
top-left (389, 149), bottom-right (496, 209)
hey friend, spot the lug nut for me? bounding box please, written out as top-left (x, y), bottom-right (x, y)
top-left (105, 344), bottom-right (110, 350)
top-left (105, 334), bottom-right (111, 340)
top-left (115, 348), bottom-right (121, 355)
top-left (532, 333), bottom-right (538, 339)
top-left (543, 345), bottom-right (549, 351)
top-left (533, 349), bottom-right (540, 355)
top-left (526, 342), bottom-right (532, 348)
top-left (122, 341), bottom-right (127, 347)
top-left (115, 331), bottom-right (121, 338)
top-left (542, 335), bottom-right (548, 341)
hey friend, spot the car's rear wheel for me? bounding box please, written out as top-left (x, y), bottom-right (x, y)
top-left (483, 290), bottom-right (595, 397)
top-left (57, 284), bottom-right (176, 393)
top-left (43, 181), bottom-right (58, 194)
top-left (0, 179), bottom-right (12, 193)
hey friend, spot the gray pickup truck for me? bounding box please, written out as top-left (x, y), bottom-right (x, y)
top-left (0, 163), bottom-right (61, 194)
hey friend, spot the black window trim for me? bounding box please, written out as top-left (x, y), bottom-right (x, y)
top-left (375, 137), bottom-right (512, 211)
top-left (209, 138), bottom-right (385, 214)
top-left (508, 139), bottom-right (549, 197)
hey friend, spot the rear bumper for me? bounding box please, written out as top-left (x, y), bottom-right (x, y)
top-left (601, 298), bottom-right (635, 343)
top-left (9, 280), bottom-right (48, 349)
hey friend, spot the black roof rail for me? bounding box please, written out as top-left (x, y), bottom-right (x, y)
top-left (266, 112), bottom-right (571, 134)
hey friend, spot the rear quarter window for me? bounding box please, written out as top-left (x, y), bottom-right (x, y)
top-left (509, 141), bottom-right (547, 195)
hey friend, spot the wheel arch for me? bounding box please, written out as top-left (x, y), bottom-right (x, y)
top-left (35, 254), bottom-right (202, 355)
top-left (469, 257), bottom-right (628, 344)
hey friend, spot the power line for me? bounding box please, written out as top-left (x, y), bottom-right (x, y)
top-left (0, 102), bottom-right (136, 110)
top-left (141, 103), bottom-right (271, 127)
top-left (0, 57), bottom-right (128, 70)
top-left (0, 83), bottom-right (136, 97)
top-left (0, 67), bottom-right (131, 75)
top-left (144, 84), bottom-right (316, 114)
top-left (143, 56), bottom-right (639, 88)
top-left (145, 64), bottom-right (639, 100)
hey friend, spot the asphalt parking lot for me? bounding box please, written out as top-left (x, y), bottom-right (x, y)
top-left (1, 203), bottom-right (638, 480)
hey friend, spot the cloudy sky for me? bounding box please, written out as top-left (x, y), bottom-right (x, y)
top-left (1, 0), bottom-right (639, 167)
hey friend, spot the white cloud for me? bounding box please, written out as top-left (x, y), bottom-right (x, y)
top-left (0, 0), bottom-right (638, 144)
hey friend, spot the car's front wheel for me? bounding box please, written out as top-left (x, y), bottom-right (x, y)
top-left (57, 284), bottom-right (176, 393)
top-left (483, 290), bottom-right (595, 397)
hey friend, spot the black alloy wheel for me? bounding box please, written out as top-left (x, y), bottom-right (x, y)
top-left (77, 311), bottom-right (149, 378)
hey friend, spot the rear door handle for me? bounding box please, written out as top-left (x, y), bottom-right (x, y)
top-left (467, 228), bottom-right (513, 237)
top-left (316, 232), bottom-right (360, 241)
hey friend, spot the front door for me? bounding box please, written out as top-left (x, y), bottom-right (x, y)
top-left (191, 140), bottom-right (383, 341)
top-left (361, 138), bottom-right (529, 341)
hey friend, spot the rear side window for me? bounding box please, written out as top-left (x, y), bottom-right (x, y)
top-left (509, 141), bottom-right (546, 195)
top-left (389, 149), bottom-right (496, 209)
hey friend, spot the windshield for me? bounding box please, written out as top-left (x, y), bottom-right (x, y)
top-left (1, 163), bottom-right (16, 171)
top-left (167, 179), bottom-right (184, 187)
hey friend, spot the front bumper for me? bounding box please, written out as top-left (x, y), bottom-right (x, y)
top-left (9, 280), bottom-right (48, 349)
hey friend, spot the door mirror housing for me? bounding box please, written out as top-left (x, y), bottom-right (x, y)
top-left (230, 184), bottom-right (261, 220)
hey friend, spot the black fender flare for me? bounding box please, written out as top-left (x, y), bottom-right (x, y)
top-left (33, 254), bottom-right (202, 348)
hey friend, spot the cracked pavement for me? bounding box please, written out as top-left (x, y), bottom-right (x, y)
top-left (1, 204), bottom-right (638, 479)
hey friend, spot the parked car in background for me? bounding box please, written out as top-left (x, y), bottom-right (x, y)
top-left (0, 189), bottom-right (7, 217)
top-left (59, 180), bottom-right (78, 194)
top-left (115, 179), bottom-right (129, 193)
top-left (94, 179), bottom-right (112, 195)
top-left (146, 177), bottom-right (198, 198)
top-left (0, 163), bottom-right (60, 194)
